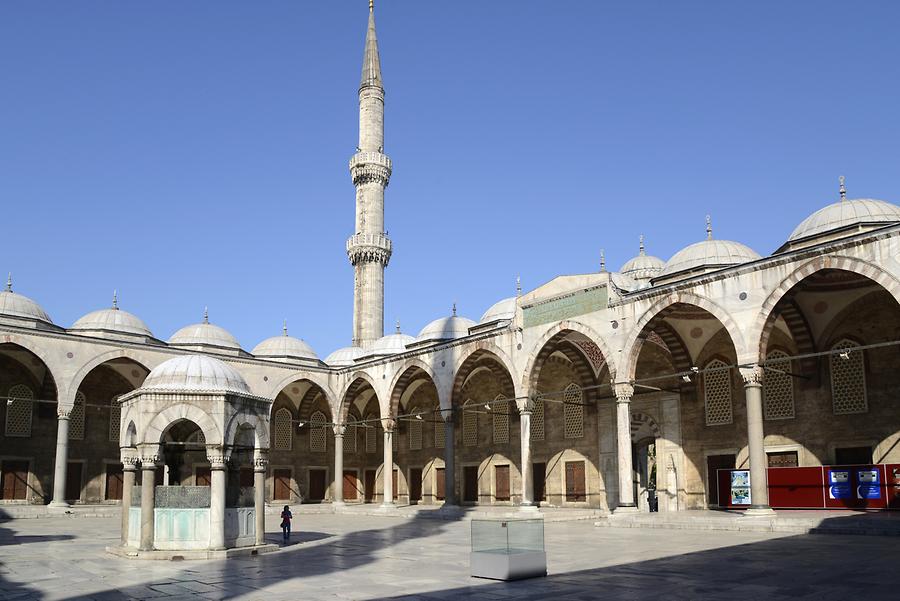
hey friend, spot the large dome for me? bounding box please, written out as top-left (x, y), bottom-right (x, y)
top-left (0, 278), bottom-right (52, 324)
top-left (142, 355), bottom-right (250, 395)
top-left (169, 312), bottom-right (241, 351)
top-left (658, 239), bottom-right (761, 280)
top-left (620, 237), bottom-right (665, 282)
top-left (252, 330), bottom-right (317, 362)
top-left (788, 198), bottom-right (900, 243)
top-left (325, 346), bottom-right (365, 367)
top-left (479, 297), bottom-right (516, 324)
top-left (370, 332), bottom-right (414, 356)
top-left (416, 314), bottom-right (476, 343)
top-left (71, 298), bottom-right (152, 338)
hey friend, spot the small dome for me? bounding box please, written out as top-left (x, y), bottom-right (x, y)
top-left (788, 198), bottom-right (900, 242)
top-left (71, 301), bottom-right (152, 338)
top-left (621, 238), bottom-right (665, 281)
top-left (370, 333), bottom-right (414, 356)
top-left (0, 278), bottom-right (52, 324)
top-left (252, 330), bottom-right (317, 362)
top-left (325, 346), bottom-right (365, 367)
top-left (479, 297), bottom-right (516, 324)
top-left (142, 355), bottom-right (250, 395)
top-left (658, 239), bottom-right (761, 279)
top-left (416, 314), bottom-right (476, 343)
top-left (169, 311), bottom-right (241, 351)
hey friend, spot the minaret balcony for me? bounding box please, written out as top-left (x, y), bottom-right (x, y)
top-left (349, 152), bottom-right (392, 186)
top-left (346, 233), bottom-right (393, 267)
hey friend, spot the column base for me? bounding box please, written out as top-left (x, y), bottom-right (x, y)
top-left (613, 504), bottom-right (640, 514)
top-left (48, 501), bottom-right (71, 510)
top-left (378, 502), bottom-right (396, 510)
top-left (742, 506), bottom-right (776, 517)
top-left (518, 503), bottom-right (540, 513)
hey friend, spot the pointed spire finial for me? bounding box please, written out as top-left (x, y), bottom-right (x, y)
top-left (600, 249), bottom-right (606, 272)
top-left (203, 307), bottom-right (209, 324)
top-left (369, 0), bottom-right (374, 12)
top-left (706, 215), bottom-right (713, 240)
top-left (360, 0), bottom-right (383, 90)
top-left (283, 319), bottom-right (288, 336)
top-left (452, 302), bottom-right (457, 316)
top-left (839, 175), bottom-right (846, 200)
top-left (639, 234), bottom-right (645, 255)
top-left (5, 273), bottom-right (11, 292)
top-left (112, 290), bottom-right (118, 310)
top-left (395, 319), bottom-right (401, 334)
top-left (516, 275), bottom-right (522, 297)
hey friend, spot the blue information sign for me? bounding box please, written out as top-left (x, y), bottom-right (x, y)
top-left (828, 469), bottom-right (851, 499)
top-left (856, 469), bottom-right (881, 499)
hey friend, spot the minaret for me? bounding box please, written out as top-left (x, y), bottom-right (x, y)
top-left (347, 0), bottom-right (392, 349)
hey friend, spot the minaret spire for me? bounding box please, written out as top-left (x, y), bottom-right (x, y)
top-left (348, 2), bottom-right (392, 348)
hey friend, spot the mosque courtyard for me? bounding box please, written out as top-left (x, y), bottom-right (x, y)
top-left (1, 512), bottom-right (898, 601)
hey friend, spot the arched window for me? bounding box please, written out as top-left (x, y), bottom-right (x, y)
top-left (365, 413), bottom-right (377, 454)
top-left (704, 359), bottom-right (733, 426)
top-left (109, 395), bottom-right (121, 443)
top-left (463, 400), bottom-right (478, 446)
top-left (5, 384), bottom-right (33, 437)
top-left (69, 391), bottom-right (86, 440)
top-left (434, 413), bottom-right (445, 449)
top-left (345, 416), bottom-right (358, 454)
top-left (531, 395), bottom-right (545, 441)
top-left (492, 395), bottom-right (509, 444)
top-left (563, 383), bottom-right (584, 439)
top-left (830, 340), bottom-right (867, 415)
top-left (763, 350), bottom-right (795, 420)
top-left (309, 410), bottom-right (327, 452)
top-left (274, 408), bottom-right (293, 451)
top-left (408, 412), bottom-right (423, 450)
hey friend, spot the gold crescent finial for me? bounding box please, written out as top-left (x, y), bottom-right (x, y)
top-left (369, 0), bottom-right (374, 12)
top-left (639, 234), bottom-right (645, 255)
top-left (203, 306), bottom-right (209, 324)
top-left (396, 319), bottom-right (401, 334)
top-left (706, 215), bottom-right (712, 240)
top-left (112, 289), bottom-right (118, 309)
top-left (839, 175), bottom-right (846, 200)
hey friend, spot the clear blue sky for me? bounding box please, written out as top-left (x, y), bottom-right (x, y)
top-left (2, 1), bottom-right (899, 356)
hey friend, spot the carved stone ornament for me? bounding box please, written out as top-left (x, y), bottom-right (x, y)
top-left (206, 451), bottom-right (228, 469)
top-left (57, 406), bottom-right (74, 419)
top-left (614, 382), bottom-right (635, 402)
top-left (739, 366), bottom-right (764, 385)
top-left (381, 417), bottom-right (396, 432)
top-left (333, 424), bottom-right (347, 437)
top-left (516, 395), bottom-right (536, 414)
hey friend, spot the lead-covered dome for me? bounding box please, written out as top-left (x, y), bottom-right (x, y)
top-left (787, 198), bottom-right (900, 245)
top-left (620, 237), bottom-right (665, 282)
top-left (658, 239), bottom-right (760, 280)
top-left (71, 295), bottom-right (152, 338)
top-left (479, 297), bottom-right (516, 324)
top-left (252, 326), bottom-right (317, 362)
top-left (0, 276), bottom-right (52, 324)
top-left (370, 332), bottom-right (414, 356)
top-left (169, 310), bottom-right (241, 352)
top-left (142, 354), bottom-right (250, 395)
top-left (416, 312), bottom-right (476, 343)
top-left (325, 346), bottom-right (365, 367)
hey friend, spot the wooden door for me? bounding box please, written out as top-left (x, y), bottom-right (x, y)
top-left (1, 460), bottom-right (29, 500)
top-left (273, 469), bottom-right (291, 501)
top-left (239, 467), bottom-right (254, 488)
top-left (364, 469), bottom-right (376, 502)
top-left (495, 465), bottom-right (510, 501)
top-left (463, 465), bottom-right (478, 503)
top-left (533, 462), bottom-right (546, 504)
top-left (309, 469), bottom-right (327, 502)
top-left (196, 467), bottom-right (212, 487)
top-left (105, 465), bottom-right (123, 501)
top-left (565, 461), bottom-right (585, 502)
top-left (409, 468), bottom-right (422, 504)
top-left (706, 454), bottom-right (735, 506)
top-left (393, 468), bottom-right (399, 500)
top-left (343, 470), bottom-right (359, 501)
top-left (435, 467), bottom-right (446, 501)
top-left (66, 462), bottom-right (83, 502)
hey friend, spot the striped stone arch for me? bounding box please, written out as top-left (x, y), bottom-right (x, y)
top-left (224, 412), bottom-right (271, 451)
top-left (630, 411), bottom-right (661, 443)
top-left (651, 321), bottom-right (693, 374)
top-left (338, 373), bottom-right (380, 424)
top-left (621, 292), bottom-right (747, 381)
top-left (521, 320), bottom-right (617, 395)
top-left (263, 371), bottom-right (335, 410)
top-left (65, 348), bottom-right (158, 407)
top-left (388, 358), bottom-right (442, 418)
top-left (750, 255), bottom-right (900, 362)
top-left (451, 348), bottom-right (517, 409)
top-left (141, 403), bottom-right (222, 447)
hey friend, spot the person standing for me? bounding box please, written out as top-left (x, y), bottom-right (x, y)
top-left (280, 505), bottom-right (292, 544)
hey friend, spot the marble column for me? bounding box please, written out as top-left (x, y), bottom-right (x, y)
top-left (442, 409), bottom-right (456, 505)
top-left (381, 419), bottom-right (395, 507)
top-left (120, 456), bottom-right (138, 546)
top-left (208, 450), bottom-right (227, 550)
top-left (614, 384), bottom-right (637, 511)
top-left (253, 450), bottom-right (268, 546)
top-left (517, 396), bottom-right (537, 510)
top-left (139, 446), bottom-right (159, 551)
top-left (741, 367), bottom-right (774, 514)
top-left (49, 407), bottom-right (72, 508)
top-left (333, 425), bottom-right (345, 507)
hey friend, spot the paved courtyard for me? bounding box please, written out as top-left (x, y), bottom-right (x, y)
top-left (1, 512), bottom-right (898, 600)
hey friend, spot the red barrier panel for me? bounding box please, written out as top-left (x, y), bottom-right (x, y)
top-left (767, 467), bottom-right (824, 508)
top-left (887, 464), bottom-right (900, 509)
top-left (823, 465), bottom-right (887, 509)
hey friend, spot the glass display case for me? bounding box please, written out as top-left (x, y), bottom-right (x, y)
top-left (470, 518), bottom-right (547, 580)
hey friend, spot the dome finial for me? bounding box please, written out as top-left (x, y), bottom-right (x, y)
top-left (706, 215), bottom-right (713, 240)
top-left (396, 319), bottom-right (401, 334)
top-left (839, 175), bottom-right (846, 200)
top-left (112, 289), bottom-right (118, 310)
top-left (452, 302), bottom-right (457, 316)
top-left (203, 307), bottom-right (209, 324)
top-left (5, 273), bottom-right (11, 292)
top-left (283, 319), bottom-right (288, 336)
top-left (600, 249), bottom-right (606, 272)
top-left (639, 234), bottom-right (646, 255)
top-left (369, 0), bottom-right (374, 12)
top-left (516, 275), bottom-right (522, 297)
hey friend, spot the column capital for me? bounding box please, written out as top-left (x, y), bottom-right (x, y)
top-left (206, 445), bottom-right (228, 470)
top-left (120, 448), bottom-right (140, 469)
top-left (57, 405), bottom-right (73, 419)
top-left (516, 395), bottom-right (536, 414)
top-left (381, 417), bottom-right (396, 432)
top-left (614, 383), bottom-right (635, 402)
top-left (440, 408), bottom-right (455, 424)
top-left (137, 443), bottom-right (160, 466)
top-left (333, 424), bottom-right (346, 437)
top-left (739, 366), bottom-right (764, 385)
top-left (253, 450), bottom-right (269, 472)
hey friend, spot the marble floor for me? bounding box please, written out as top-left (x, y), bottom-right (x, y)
top-left (0, 511), bottom-right (897, 600)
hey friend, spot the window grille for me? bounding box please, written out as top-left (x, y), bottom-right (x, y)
top-left (408, 414), bottom-right (423, 450)
top-left (763, 351), bottom-right (795, 420)
top-left (109, 396), bottom-right (121, 443)
top-left (365, 413), bottom-right (376, 453)
top-left (830, 340), bottom-right (867, 415)
top-left (69, 391), bottom-right (86, 440)
top-left (531, 396), bottom-right (545, 441)
top-left (345, 417), bottom-right (357, 453)
top-left (463, 400), bottom-right (478, 446)
top-left (704, 359), bottom-right (733, 426)
top-left (5, 384), bottom-right (33, 437)
top-left (563, 383), bottom-right (584, 439)
top-left (492, 395), bottom-right (509, 444)
top-left (274, 408), bottom-right (293, 451)
top-left (309, 411), bottom-right (327, 452)
top-left (435, 414), bottom-right (445, 449)
top-left (392, 422), bottom-right (399, 452)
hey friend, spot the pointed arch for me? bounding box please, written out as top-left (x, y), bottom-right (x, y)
top-left (522, 320), bottom-right (616, 393)
top-left (65, 348), bottom-right (156, 407)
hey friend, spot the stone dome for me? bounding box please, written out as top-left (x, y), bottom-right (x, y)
top-left (325, 346), bottom-right (365, 367)
top-left (71, 300), bottom-right (152, 338)
top-left (621, 238), bottom-right (665, 281)
top-left (0, 278), bottom-right (52, 324)
top-left (142, 354), bottom-right (250, 395)
top-left (788, 198), bottom-right (900, 243)
top-left (370, 332), bottom-right (414, 356)
top-left (658, 239), bottom-right (761, 280)
top-left (169, 312), bottom-right (241, 351)
top-left (416, 314), bottom-right (476, 343)
top-left (252, 329), bottom-right (317, 362)
top-left (479, 297), bottom-right (516, 324)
